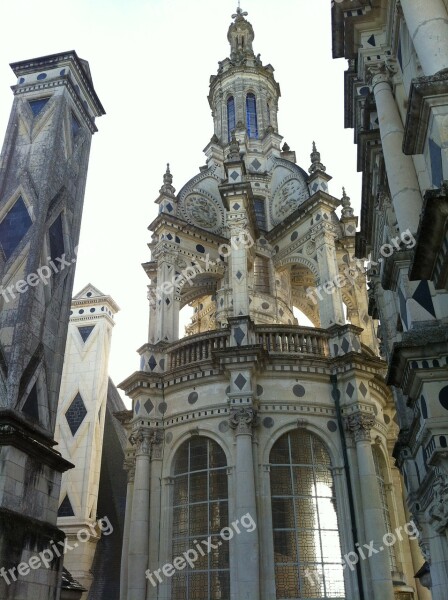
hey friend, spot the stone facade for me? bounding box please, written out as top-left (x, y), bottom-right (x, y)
top-left (332, 1), bottom-right (448, 599)
top-left (119, 8), bottom-right (424, 600)
top-left (0, 52), bottom-right (104, 599)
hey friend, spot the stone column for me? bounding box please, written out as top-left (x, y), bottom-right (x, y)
top-left (346, 414), bottom-right (395, 600)
top-left (314, 225), bottom-right (345, 327)
top-left (401, 0), bottom-right (448, 76)
top-left (128, 429), bottom-right (152, 600)
top-left (120, 460), bottom-right (135, 600)
top-left (229, 407), bottom-right (260, 600)
top-left (427, 473), bottom-right (448, 600)
top-left (147, 431), bottom-right (164, 600)
top-left (370, 67), bottom-right (422, 234)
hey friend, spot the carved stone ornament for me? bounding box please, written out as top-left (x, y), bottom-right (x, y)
top-left (428, 474), bottom-right (448, 533)
top-left (345, 413), bottom-right (376, 442)
top-left (183, 192), bottom-right (223, 233)
top-left (229, 406), bottom-right (258, 434)
top-left (129, 428), bottom-right (164, 456)
top-left (271, 176), bottom-right (309, 226)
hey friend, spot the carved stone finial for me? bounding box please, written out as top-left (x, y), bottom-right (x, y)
top-left (428, 474), bottom-right (448, 533)
top-left (345, 413), bottom-right (376, 442)
top-left (341, 187), bottom-right (355, 218)
top-left (309, 141), bottom-right (326, 174)
top-left (227, 132), bottom-right (241, 161)
top-left (159, 162), bottom-right (176, 196)
top-left (229, 406), bottom-right (258, 434)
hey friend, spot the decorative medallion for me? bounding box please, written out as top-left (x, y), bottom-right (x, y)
top-left (271, 176), bottom-right (309, 226)
top-left (183, 192), bottom-right (223, 233)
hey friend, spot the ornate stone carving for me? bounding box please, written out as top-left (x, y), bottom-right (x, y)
top-left (271, 176), bottom-right (308, 225)
top-left (428, 474), bottom-right (448, 533)
top-left (129, 428), bottom-right (164, 457)
top-left (184, 193), bottom-right (220, 229)
top-left (345, 413), bottom-right (376, 442)
top-left (229, 406), bottom-right (258, 434)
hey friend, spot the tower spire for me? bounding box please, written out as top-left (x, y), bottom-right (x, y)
top-left (308, 141), bottom-right (326, 174)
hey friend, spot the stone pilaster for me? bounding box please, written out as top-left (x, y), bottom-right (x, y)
top-left (229, 406), bottom-right (260, 600)
top-left (147, 430), bottom-right (164, 600)
top-left (345, 413), bottom-right (395, 600)
top-left (120, 458), bottom-right (135, 600)
top-left (314, 225), bottom-right (345, 327)
top-left (127, 428), bottom-right (152, 600)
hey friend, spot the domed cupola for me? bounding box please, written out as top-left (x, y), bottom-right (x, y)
top-left (208, 6), bottom-right (281, 149)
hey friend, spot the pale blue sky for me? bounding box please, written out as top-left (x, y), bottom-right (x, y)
top-left (0, 0), bottom-right (361, 401)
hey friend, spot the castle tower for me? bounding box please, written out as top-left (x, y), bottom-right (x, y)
top-left (120, 9), bottom-right (423, 600)
top-left (55, 285), bottom-right (119, 596)
top-left (0, 52), bottom-right (104, 599)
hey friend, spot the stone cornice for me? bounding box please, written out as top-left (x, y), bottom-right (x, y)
top-left (403, 70), bottom-right (448, 155)
top-left (409, 184), bottom-right (448, 287)
top-left (0, 410), bottom-right (74, 472)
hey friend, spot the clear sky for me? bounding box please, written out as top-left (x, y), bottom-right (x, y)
top-left (0, 0), bottom-right (361, 403)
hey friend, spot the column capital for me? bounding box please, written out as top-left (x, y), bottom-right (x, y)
top-left (345, 412), bottom-right (376, 442)
top-left (130, 427), bottom-right (164, 456)
top-left (367, 60), bottom-right (397, 88)
top-left (428, 473), bottom-right (448, 533)
top-left (229, 406), bottom-right (258, 435)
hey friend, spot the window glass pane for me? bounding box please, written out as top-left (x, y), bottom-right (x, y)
top-left (0, 196), bottom-right (32, 260)
top-left (172, 438), bottom-right (230, 599)
top-left (227, 96), bottom-right (236, 142)
top-left (246, 93), bottom-right (258, 138)
top-left (270, 430), bottom-right (346, 599)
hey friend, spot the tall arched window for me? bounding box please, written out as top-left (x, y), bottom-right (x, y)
top-left (246, 93), bottom-right (258, 138)
top-left (373, 448), bottom-right (397, 573)
top-left (227, 96), bottom-right (236, 142)
top-left (171, 437), bottom-right (230, 599)
top-left (270, 430), bottom-right (345, 599)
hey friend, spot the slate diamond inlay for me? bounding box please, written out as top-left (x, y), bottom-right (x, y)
top-left (148, 355), bottom-right (157, 371)
top-left (235, 373), bottom-right (247, 390)
top-left (65, 393), bottom-right (87, 436)
top-left (78, 325), bottom-right (95, 342)
top-left (230, 171), bottom-right (239, 181)
top-left (236, 271), bottom-right (243, 280)
top-left (341, 337), bottom-right (350, 353)
top-left (251, 158), bottom-right (261, 170)
top-left (144, 399), bottom-right (154, 413)
top-left (234, 326), bottom-right (245, 346)
top-left (359, 382), bottom-right (368, 397)
top-left (233, 203), bottom-right (241, 210)
top-left (346, 383), bottom-right (355, 398)
top-left (135, 400), bottom-right (141, 414)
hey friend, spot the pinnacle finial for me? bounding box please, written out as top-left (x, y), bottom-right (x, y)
top-left (341, 187), bottom-right (354, 218)
top-left (232, 4), bottom-right (248, 20)
top-left (163, 163), bottom-right (173, 186)
top-left (227, 132), bottom-right (241, 161)
top-left (309, 141), bottom-right (326, 174)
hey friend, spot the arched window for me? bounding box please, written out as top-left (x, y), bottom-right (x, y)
top-left (227, 96), bottom-right (236, 142)
top-left (246, 93), bottom-right (258, 138)
top-left (171, 437), bottom-right (230, 599)
top-left (373, 448), bottom-right (397, 573)
top-left (270, 430), bottom-right (345, 599)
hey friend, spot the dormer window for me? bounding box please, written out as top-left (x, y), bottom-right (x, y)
top-left (227, 96), bottom-right (236, 142)
top-left (246, 93), bottom-right (258, 138)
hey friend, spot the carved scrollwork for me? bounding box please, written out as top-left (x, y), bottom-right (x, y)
top-left (428, 474), bottom-right (448, 533)
top-left (345, 413), bottom-right (376, 442)
top-left (229, 406), bottom-right (258, 435)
